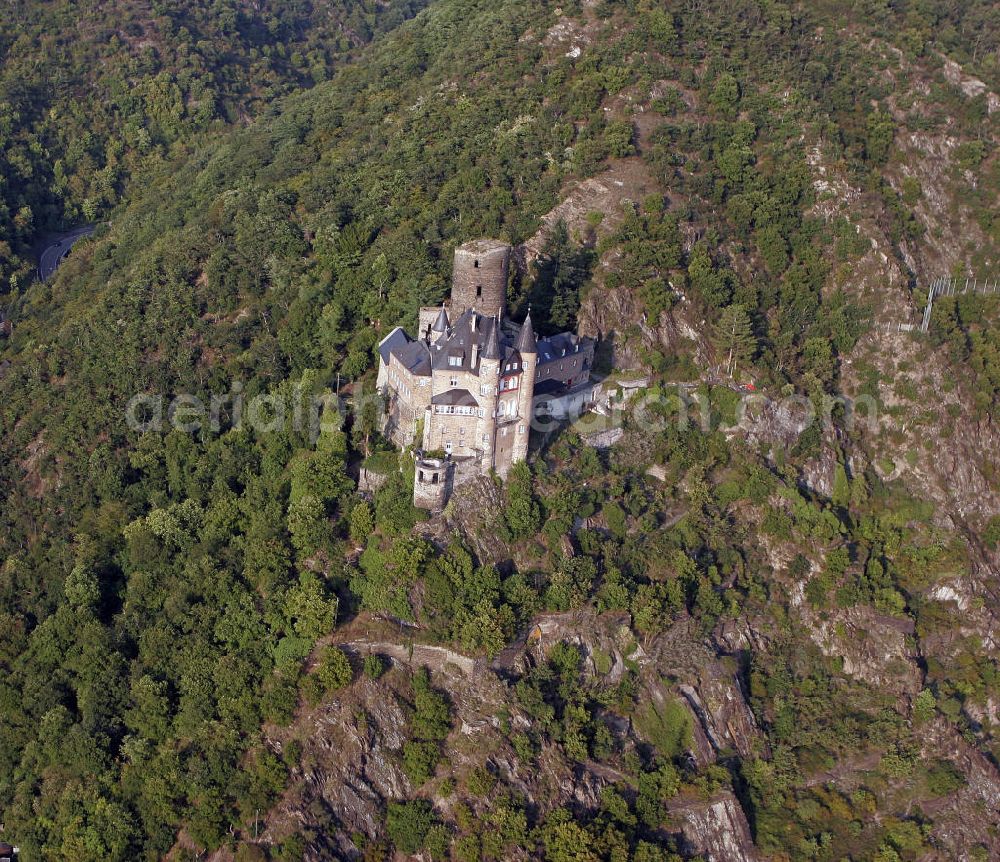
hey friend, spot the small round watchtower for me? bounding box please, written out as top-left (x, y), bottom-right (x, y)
top-left (413, 456), bottom-right (451, 511)
top-left (451, 239), bottom-right (511, 320)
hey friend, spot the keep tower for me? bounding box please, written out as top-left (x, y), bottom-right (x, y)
top-left (450, 239), bottom-right (511, 320)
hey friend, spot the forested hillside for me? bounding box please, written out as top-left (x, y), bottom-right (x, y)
top-left (0, 0), bottom-right (426, 291)
top-left (1, 0), bottom-right (1000, 860)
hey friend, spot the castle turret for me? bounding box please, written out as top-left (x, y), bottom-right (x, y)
top-left (451, 239), bottom-right (510, 320)
top-left (430, 305), bottom-right (449, 344)
top-left (477, 316), bottom-right (501, 468)
top-left (512, 310), bottom-right (537, 466)
top-left (414, 455), bottom-right (451, 511)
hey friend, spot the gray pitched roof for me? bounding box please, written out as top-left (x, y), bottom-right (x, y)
top-left (394, 340), bottom-right (432, 376)
top-left (381, 327), bottom-right (432, 376)
top-left (515, 310), bottom-right (537, 354)
top-left (428, 309), bottom-right (505, 375)
top-left (481, 316), bottom-right (501, 360)
top-left (432, 306), bottom-right (449, 332)
top-left (431, 388), bottom-right (479, 407)
top-left (537, 332), bottom-right (594, 365)
top-left (378, 326), bottom-right (409, 365)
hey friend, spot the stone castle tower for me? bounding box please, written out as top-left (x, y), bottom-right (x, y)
top-left (377, 238), bottom-right (596, 510)
top-left (449, 238), bottom-right (510, 319)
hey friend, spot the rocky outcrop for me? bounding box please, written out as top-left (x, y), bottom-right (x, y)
top-left (645, 620), bottom-right (764, 761)
top-left (261, 678), bottom-right (411, 857)
top-left (920, 719), bottom-right (1000, 860)
top-left (438, 474), bottom-right (510, 565)
top-left (806, 605), bottom-right (922, 695)
top-left (668, 792), bottom-right (760, 862)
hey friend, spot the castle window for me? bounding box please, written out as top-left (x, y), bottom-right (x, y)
top-left (476, 285), bottom-right (483, 299)
top-left (450, 376), bottom-right (458, 387)
top-left (519, 425), bottom-right (525, 434)
top-left (448, 355), bottom-right (462, 367)
top-left (474, 259), bottom-right (480, 268)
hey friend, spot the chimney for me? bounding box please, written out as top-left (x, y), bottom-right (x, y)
top-left (471, 343), bottom-right (479, 367)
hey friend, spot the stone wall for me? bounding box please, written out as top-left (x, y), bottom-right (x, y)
top-left (426, 409), bottom-right (481, 458)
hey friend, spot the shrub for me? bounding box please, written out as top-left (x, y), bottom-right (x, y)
top-left (386, 800), bottom-right (435, 854)
top-left (316, 646), bottom-right (353, 691)
top-left (363, 653), bottom-right (386, 678)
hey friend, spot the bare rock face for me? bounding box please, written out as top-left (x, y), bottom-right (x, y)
top-left (806, 605), bottom-right (922, 695)
top-left (440, 474), bottom-right (510, 565)
top-left (734, 395), bottom-right (814, 452)
top-left (668, 792), bottom-right (760, 862)
top-left (646, 620), bottom-right (764, 761)
top-left (920, 719), bottom-right (1000, 860)
top-left (678, 678), bottom-right (761, 762)
top-left (261, 679), bottom-right (410, 856)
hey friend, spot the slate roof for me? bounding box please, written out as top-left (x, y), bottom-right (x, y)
top-left (481, 317), bottom-right (501, 360)
top-left (516, 310), bottom-right (537, 354)
top-left (384, 307), bottom-right (589, 382)
top-left (428, 308), bottom-right (506, 374)
top-left (537, 332), bottom-right (595, 365)
top-left (394, 341), bottom-right (432, 376)
top-left (431, 388), bottom-right (479, 407)
top-left (381, 326), bottom-right (432, 376)
top-left (378, 327), bottom-right (409, 365)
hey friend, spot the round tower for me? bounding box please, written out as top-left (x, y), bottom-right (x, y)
top-left (451, 239), bottom-right (511, 320)
top-left (413, 456), bottom-right (451, 511)
top-left (511, 310), bottom-right (538, 468)
top-left (477, 317), bottom-right (502, 472)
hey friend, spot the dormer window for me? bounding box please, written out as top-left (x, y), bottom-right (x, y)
top-left (448, 355), bottom-right (462, 367)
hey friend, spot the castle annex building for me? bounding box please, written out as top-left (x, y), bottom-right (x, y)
top-left (376, 239), bottom-right (595, 507)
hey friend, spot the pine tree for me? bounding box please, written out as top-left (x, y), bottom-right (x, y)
top-left (715, 304), bottom-right (755, 377)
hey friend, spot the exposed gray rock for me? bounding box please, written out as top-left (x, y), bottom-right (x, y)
top-left (669, 791), bottom-right (760, 862)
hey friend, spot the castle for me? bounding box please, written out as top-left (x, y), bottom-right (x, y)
top-left (376, 239), bottom-right (596, 508)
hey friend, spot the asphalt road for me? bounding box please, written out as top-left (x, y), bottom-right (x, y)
top-left (37, 224), bottom-right (96, 282)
